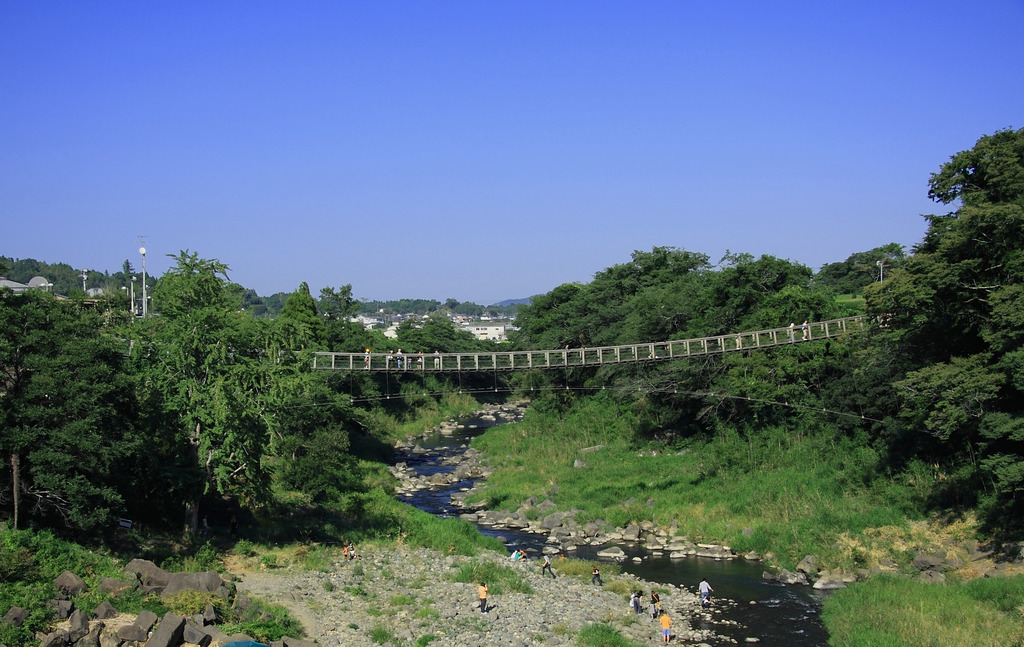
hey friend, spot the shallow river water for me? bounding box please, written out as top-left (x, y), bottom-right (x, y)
top-left (396, 418), bottom-right (831, 646)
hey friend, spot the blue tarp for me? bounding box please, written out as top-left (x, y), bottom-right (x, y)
top-left (223, 642), bottom-right (270, 647)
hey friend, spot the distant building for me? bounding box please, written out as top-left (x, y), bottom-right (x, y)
top-left (462, 323), bottom-right (511, 341)
top-left (0, 276), bottom-right (52, 294)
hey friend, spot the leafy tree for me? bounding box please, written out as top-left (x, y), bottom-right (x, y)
top-left (395, 313), bottom-right (490, 353)
top-left (141, 251), bottom-right (273, 533)
top-left (270, 370), bottom-right (363, 505)
top-left (866, 128), bottom-right (1024, 526)
top-left (0, 289), bottom-right (138, 531)
top-left (274, 282), bottom-right (326, 350)
top-left (815, 243), bottom-right (906, 295)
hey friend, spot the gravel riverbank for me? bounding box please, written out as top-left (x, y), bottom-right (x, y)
top-left (233, 544), bottom-right (735, 646)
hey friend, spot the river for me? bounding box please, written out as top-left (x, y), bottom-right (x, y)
top-left (395, 416), bottom-right (832, 646)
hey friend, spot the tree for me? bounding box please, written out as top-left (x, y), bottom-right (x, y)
top-left (865, 128), bottom-right (1024, 525)
top-left (141, 251), bottom-right (273, 534)
top-left (0, 289), bottom-right (138, 531)
top-left (815, 243), bottom-right (907, 295)
top-left (274, 282), bottom-right (325, 350)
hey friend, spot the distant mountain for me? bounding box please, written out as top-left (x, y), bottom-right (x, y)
top-left (490, 297), bottom-right (532, 307)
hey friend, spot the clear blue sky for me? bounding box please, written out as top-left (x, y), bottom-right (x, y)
top-left (3, 2), bottom-right (1022, 304)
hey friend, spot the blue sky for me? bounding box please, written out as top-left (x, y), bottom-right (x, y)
top-left (3, 2), bottom-right (1022, 305)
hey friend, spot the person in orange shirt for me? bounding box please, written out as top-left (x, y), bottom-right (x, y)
top-left (659, 610), bottom-right (672, 643)
top-left (478, 582), bottom-right (488, 613)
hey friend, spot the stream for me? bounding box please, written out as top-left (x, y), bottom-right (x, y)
top-left (395, 415), bottom-right (832, 646)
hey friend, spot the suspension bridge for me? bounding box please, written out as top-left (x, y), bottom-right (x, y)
top-left (312, 315), bottom-right (866, 372)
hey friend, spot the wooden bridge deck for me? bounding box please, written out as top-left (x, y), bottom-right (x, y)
top-left (312, 316), bottom-right (866, 372)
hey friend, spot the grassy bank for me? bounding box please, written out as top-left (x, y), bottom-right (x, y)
top-left (820, 574), bottom-right (1024, 647)
top-left (466, 392), bottom-right (1024, 645)
top-left (469, 393), bottom-right (940, 570)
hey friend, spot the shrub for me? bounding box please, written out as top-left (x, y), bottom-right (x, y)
top-left (369, 624), bottom-right (395, 644)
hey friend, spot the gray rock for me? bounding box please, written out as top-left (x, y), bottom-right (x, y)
top-left (115, 623), bottom-right (148, 642)
top-left (68, 609), bottom-right (89, 643)
top-left (51, 599), bottom-right (74, 621)
top-left (76, 621), bottom-right (103, 647)
top-left (92, 601), bottom-right (118, 619)
top-left (134, 609), bottom-right (158, 632)
top-left (795, 555), bottom-right (819, 574)
top-left (161, 571), bottom-right (224, 597)
top-left (912, 551), bottom-right (948, 572)
top-left (123, 558), bottom-right (170, 587)
top-left (98, 577), bottom-right (135, 595)
top-left (2, 606), bottom-right (28, 627)
top-left (39, 628), bottom-right (70, 647)
top-left (146, 612), bottom-right (185, 647)
top-left (54, 571), bottom-right (88, 597)
top-left (182, 620), bottom-right (212, 646)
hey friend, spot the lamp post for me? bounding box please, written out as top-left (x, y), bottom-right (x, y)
top-left (80, 269), bottom-right (88, 292)
top-left (130, 276), bottom-right (136, 316)
top-left (876, 260), bottom-right (885, 283)
top-left (139, 247), bottom-right (147, 317)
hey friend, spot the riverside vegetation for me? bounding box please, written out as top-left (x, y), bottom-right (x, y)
top-left (3, 128), bottom-right (1024, 646)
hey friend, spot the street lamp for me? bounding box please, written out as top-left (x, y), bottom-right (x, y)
top-left (130, 276), bottom-right (136, 315)
top-left (876, 260), bottom-right (885, 283)
top-left (80, 269), bottom-right (88, 292)
top-left (139, 247), bottom-right (147, 317)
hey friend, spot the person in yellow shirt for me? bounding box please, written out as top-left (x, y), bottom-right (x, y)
top-left (659, 611), bottom-right (672, 643)
top-left (478, 582), bottom-right (488, 613)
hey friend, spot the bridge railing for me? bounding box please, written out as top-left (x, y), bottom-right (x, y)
top-left (312, 315), bottom-right (867, 372)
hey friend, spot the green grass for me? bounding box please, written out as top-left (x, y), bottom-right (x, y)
top-left (470, 395), bottom-right (931, 570)
top-left (576, 623), bottom-right (645, 647)
top-left (449, 559), bottom-right (534, 595)
top-left (369, 623), bottom-right (396, 644)
top-left (821, 574), bottom-right (1024, 647)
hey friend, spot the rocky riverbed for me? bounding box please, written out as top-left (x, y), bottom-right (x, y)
top-left (233, 543), bottom-right (735, 647)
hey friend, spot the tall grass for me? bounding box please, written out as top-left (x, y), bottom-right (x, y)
top-left (576, 623), bottom-right (645, 647)
top-left (470, 394), bottom-right (933, 569)
top-left (821, 574), bottom-right (1024, 647)
top-left (449, 559), bottom-right (533, 595)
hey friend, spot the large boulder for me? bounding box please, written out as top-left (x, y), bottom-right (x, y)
top-left (39, 628), bottom-right (70, 647)
top-left (146, 612), bottom-right (185, 647)
top-left (54, 571), bottom-right (88, 597)
top-left (123, 558), bottom-right (170, 587)
top-left (912, 551), bottom-right (948, 572)
top-left (161, 571), bottom-right (225, 597)
top-left (68, 608), bottom-right (90, 643)
top-left (92, 601), bottom-right (119, 619)
top-left (795, 555), bottom-right (819, 575)
top-left (182, 620), bottom-right (213, 646)
top-left (2, 606), bottom-right (29, 627)
top-left (596, 546), bottom-right (626, 560)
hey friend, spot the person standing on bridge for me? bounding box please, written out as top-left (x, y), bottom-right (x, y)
top-left (788, 323), bottom-right (795, 343)
top-left (364, 348), bottom-right (371, 369)
top-left (802, 320), bottom-right (809, 340)
top-left (433, 350), bottom-right (441, 369)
